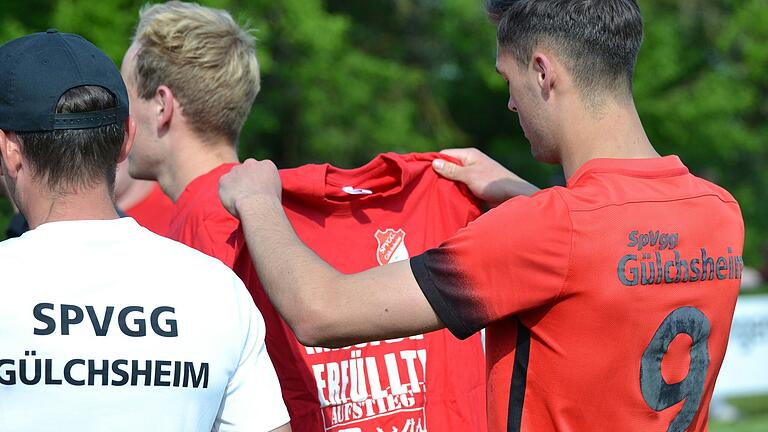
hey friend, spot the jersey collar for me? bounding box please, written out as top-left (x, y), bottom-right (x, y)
top-left (280, 152), bottom-right (414, 211)
top-left (566, 156), bottom-right (689, 188)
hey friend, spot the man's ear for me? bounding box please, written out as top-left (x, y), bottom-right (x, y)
top-left (117, 116), bottom-right (137, 163)
top-left (155, 85), bottom-right (175, 131)
top-left (532, 51), bottom-right (556, 99)
top-left (0, 130), bottom-right (24, 179)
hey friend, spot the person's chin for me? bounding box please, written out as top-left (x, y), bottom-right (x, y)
top-left (127, 162), bottom-right (156, 182)
top-left (530, 145), bottom-right (559, 165)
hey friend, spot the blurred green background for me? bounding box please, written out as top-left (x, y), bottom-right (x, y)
top-left (0, 0), bottom-right (766, 264)
top-left (0, 0), bottom-right (766, 427)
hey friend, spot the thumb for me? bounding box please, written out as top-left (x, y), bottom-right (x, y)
top-left (432, 158), bottom-right (464, 181)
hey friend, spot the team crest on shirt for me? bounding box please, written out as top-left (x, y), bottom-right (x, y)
top-left (375, 228), bottom-right (409, 265)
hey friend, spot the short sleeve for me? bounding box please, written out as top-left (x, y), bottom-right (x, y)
top-left (410, 189), bottom-right (572, 339)
top-left (213, 278), bottom-right (290, 431)
top-left (175, 212), bottom-right (240, 269)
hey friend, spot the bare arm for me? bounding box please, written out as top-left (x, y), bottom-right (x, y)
top-left (269, 423), bottom-right (291, 432)
top-left (220, 160), bottom-right (444, 348)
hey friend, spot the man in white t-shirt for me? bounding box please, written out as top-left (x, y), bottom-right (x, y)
top-left (0, 30), bottom-right (290, 432)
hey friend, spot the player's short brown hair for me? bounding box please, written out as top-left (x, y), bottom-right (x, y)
top-left (487, 0), bottom-right (643, 105)
top-left (131, 1), bottom-right (260, 143)
top-left (17, 86), bottom-right (125, 193)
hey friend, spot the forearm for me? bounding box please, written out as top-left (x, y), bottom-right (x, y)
top-left (235, 196), bottom-right (341, 343)
top-left (504, 177), bottom-right (540, 199)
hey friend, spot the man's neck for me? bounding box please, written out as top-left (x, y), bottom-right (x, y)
top-left (22, 185), bottom-right (119, 230)
top-left (559, 99), bottom-right (659, 180)
top-left (156, 136), bottom-right (239, 202)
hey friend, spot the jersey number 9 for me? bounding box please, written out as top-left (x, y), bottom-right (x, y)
top-left (640, 306), bottom-right (711, 432)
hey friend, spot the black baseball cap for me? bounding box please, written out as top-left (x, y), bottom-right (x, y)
top-left (0, 29), bottom-right (129, 132)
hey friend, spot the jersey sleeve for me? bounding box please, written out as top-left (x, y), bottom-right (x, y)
top-left (410, 189), bottom-right (572, 339)
top-left (213, 277), bottom-right (290, 432)
top-left (187, 212), bottom-right (241, 269)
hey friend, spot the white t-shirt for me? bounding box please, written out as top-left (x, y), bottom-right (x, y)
top-left (0, 218), bottom-right (289, 432)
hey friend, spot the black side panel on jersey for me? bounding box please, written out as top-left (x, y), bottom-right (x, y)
top-left (508, 319), bottom-right (530, 432)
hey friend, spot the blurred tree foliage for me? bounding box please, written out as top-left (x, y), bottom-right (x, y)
top-left (0, 0), bottom-right (765, 267)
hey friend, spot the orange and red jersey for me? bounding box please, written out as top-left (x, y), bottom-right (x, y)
top-left (166, 163), bottom-right (241, 268)
top-left (123, 182), bottom-right (174, 236)
top-left (411, 156), bottom-right (744, 431)
top-left (235, 152), bottom-right (488, 432)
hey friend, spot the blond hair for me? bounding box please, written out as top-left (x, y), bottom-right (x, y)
top-left (132, 1), bottom-right (260, 143)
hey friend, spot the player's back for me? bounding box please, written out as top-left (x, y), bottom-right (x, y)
top-left (0, 218), bottom-right (287, 431)
top-left (505, 157), bottom-right (743, 431)
top-left (412, 156), bottom-right (743, 431)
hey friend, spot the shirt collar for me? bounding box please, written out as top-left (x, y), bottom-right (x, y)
top-left (22, 217), bottom-right (138, 239)
top-left (566, 156), bottom-right (689, 188)
top-left (280, 152), bottom-right (413, 211)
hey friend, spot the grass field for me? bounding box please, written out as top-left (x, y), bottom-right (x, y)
top-left (710, 395), bottom-right (768, 432)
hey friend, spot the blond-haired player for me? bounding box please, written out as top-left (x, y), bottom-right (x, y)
top-left (122, 1), bottom-right (259, 266)
top-left (121, 3), bottom-right (304, 428)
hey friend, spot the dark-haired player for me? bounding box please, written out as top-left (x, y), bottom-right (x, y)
top-left (0, 30), bottom-right (288, 432)
top-left (219, 1), bottom-right (744, 430)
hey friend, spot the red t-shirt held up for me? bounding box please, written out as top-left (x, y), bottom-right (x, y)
top-left (235, 152), bottom-right (488, 432)
top-left (410, 156), bottom-right (744, 431)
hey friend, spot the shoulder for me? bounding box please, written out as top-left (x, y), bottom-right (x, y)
top-left (184, 182), bottom-right (237, 226)
top-left (487, 186), bottom-right (571, 224)
top-left (168, 191), bottom-right (238, 243)
top-left (139, 228), bottom-right (250, 313)
top-left (686, 175), bottom-right (744, 233)
top-left (174, 165), bottom-right (239, 226)
top-left (688, 174), bottom-right (740, 206)
top-left (146, 227), bottom-right (236, 274)
top-left (0, 236), bottom-right (26, 264)
top-left (451, 187), bottom-right (573, 256)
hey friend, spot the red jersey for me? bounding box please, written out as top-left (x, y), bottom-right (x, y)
top-left (235, 152), bottom-right (488, 432)
top-left (166, 163), bottom-right (241, 268)
top-left (410, 156), bottom-right (744, 431)
top-left (123, 183), bottom-right (174, 235)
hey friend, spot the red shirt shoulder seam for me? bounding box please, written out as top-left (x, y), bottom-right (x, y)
top-left (552, 188), bottom-right (575, 304)
top-left (568, 192), bottom-right (739, 213)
